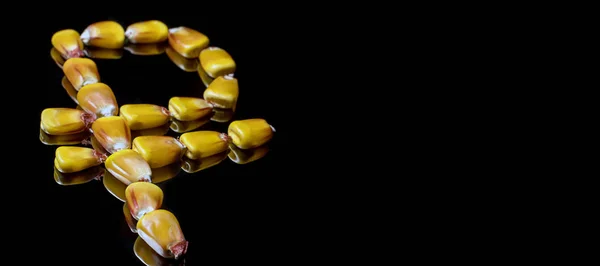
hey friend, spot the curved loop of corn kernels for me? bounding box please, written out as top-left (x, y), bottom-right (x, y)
top-left (44, 20), bottom-right (276, 264)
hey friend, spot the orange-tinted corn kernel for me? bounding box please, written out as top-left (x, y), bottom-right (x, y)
top-left (54, 165), bottom-right (103, 186)
top-left (179, 131), bottom-right (229, 160)
top-left (51, 29), bottom-right (84, 59)
top-left (137, 209), bottom-right (188, 259)
top-left (63, 57), bottom-right (100, 91)
top-left (166, 47), bottom-right (199, 72)
top-left (132, 136), bottom-right (186, 168)
top-left (54, 146), bottom-right (106, 173)
top-left (50, 48), bottom-right (65, 68)
top-left (228, 144), bottom-right (270, 164)
top-left (77, 83), bottom-right (118, 118)
top-left (124, 43), bottom-right (166, 55)
top-left (204, 75), bottom-right (239, 109)
top-left (126, 182), bottom-right (163, 220)
top-left (199, 47), bottom-right (236, 78)
top-left (228, 119), bottom-right (275, 149)
top-left (105, 149), bottom-right (152, 185)
top-left (40, 108), bottom-right (94, 135)
top-left (181, 151), bottom-right (228, 173)
top-left (167, 26), bottom-right (209, 58)
top-left (84, 47), bottom-right (123, 59)
top-left (168, 97), bottom-right (213, 121)
top-left (120, 104), bottom-right (170, 130)
top-left (81, 21), bottom-right (126, 49)
top-left (91, 116), bottom-right (131, 154)
top-left (126, 20), bottom-right (169, 44)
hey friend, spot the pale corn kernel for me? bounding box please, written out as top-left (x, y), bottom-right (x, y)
top-left (54, 165), bottom-right (104, 186)
top-left (50, 48), bottom-right (65, 68)
top-left (228, 119), bottom-right (275, 149)
top-left (77, 83), bottom-right (118, 118)
top-left (199, 47), bottom-right (236, 78)
top-left (179, 131), bottom-right (230, 160)
top-left (131, 123), bottom-right (171, 139)
top-left (63, 57), bottom-right (100, 90)
top-left (54, 146), bottom-right (106, 173)
top-left (120, 104), bottom-right (170, 130)
top-left (166, 47), bottom-right (199, 72)
top-left (136, 209), bottom-right (188, 259)
top-left (132, 136), bottom-right (186, 168)
top-left (81, 21), bottom-right (126, 49)
top-left (91, 116), bottom-right (131, 154)
top-left (125, 43), bottom-right (166, 55)
top-left (204, 75), bottom-right (239, 109)
top-left (39, 128), bottom-right (90, 146)
top-left (167, 26), bottom-right (209, 58)
top-left (51, 29), bottom-right (84, 59)
top-left (103, 170), bottom-right (127, 202)
top-left (61, 76), bottom-right (78, 104)
top-left (197, 62), bottom-right (214, 87)
top-left (169, 117), bottom-right (210, 133)
top-left (126, 20), bottom-right (169, 44)
top-left (105, 149), bottom-right (152, 185)
top-left (228, 144), bottom-right (270, 164)
top-left (40, 108), bottom-right (95, 135)
top-left (211, 108), bottom-right (235, 123)
top-left (181, 151), bottom-right (228, 173)
top-left (150, 162), bottom-right (181, 184)
top-left (84, 47), bottom-right (123, 59)
top-left (126, 182), bottom-right (164, 220)
top-left (168, 96), bottom-right (213, 121)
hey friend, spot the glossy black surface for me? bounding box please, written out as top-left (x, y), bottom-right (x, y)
top-left (29, 16), bottom-right (291, 265)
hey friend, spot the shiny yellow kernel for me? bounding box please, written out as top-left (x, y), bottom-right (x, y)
top-left (204, 75), bottom-right (239, 109)
top-left (199, 47), bottom-right (236, 78)
top-left (54, 146), bottom-right (106, 173)
top-left (103, 170), bottom-right (127, 202)
top-left (39, 128), bottom-right (90, 146)
top-left (81, 21), bottom-right (126, 49)
top-left (124, 43), bottom-right (166, 55)
top-left (211, 108), bottom-right (235, 123)
top-left (228, 118), bottom-right (275, 149)
top-left (132, 136), bottom-right (186, 168)
top-left (50, 48), bottom-right (65, 68)
top-left (91, 116), bottom-right (131, 154)
top-left (77, 83), bottom-right (118, 118)
top-left (63, 57), bottom-right (100, 91)
top-left (83, 47), bottom-right (123, 59)
top-left (168, 96), bottom-right (213, 121)
top-left (51, 29), bottom-right (84, 59)
top-left (181, 151), bottom-right (228, 173)
top-left (179, 131), bottom-right (230, 160)
top-left (126, 182), bottom-right (163, 220)
top-left (120, 104), bottom-right (170, 130)
top-left (54, 165), bottom-right (104, 186)
top-left (105, 149), bottom-right (152, 185)
top-left (167, 26), bottom-right (209, 58)
top-left (126, 20), bottom-right (169, 44)
top-left (40, 108), bottom-right (94, 135)
top-left (166, 47), bottom-right (199, 72)
top-left (136, 209), bottom-right (188, 259)
top-left (169, 116), bottom-right (210, 133)
top-left (228, 143), bottom-right (270, 164)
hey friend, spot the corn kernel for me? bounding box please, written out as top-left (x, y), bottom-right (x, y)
top-left (181, 151), bottom-right (228, 173)
top-left (54, 146), bottom-right (106, 173)
top-left (103, 170), bottom-right (127, 202)
top-left (228, 119), bottom-right (275, 149)
top-left (126, 182), bottom-right (163, 220)
top-left (204, 75), bottom-right (239, 109)
top-left (40, 108), bottom-right (95, 135)
top-left (137, 209), bottom-right (188, 259)
top-left (89, 135), bottom-right (109, 155)
top-left (123, 203), bottom-right (137, 233)
top-left (124, 43), bottom-right (166, 55)
top-left (84, 47), bottom-right (123, 59)
top-left (61, 76), bottom-right (78, 104)
top-left (132, 136), bottom-right (186, 168)
top-left (169, 117), bottom-right (210, 133)
top-left (197, 62), bottom-right (214, 87)
top-left (126, 20), bottom-right (169, 44)
top-left (63, 57), bottom-right (100, 90)
top-left (228, 143), bottom-right (270, 164)
top-left (179, 131), bottom-right (230, 160)
top-left (211, 108), bottom-right (235, 123)
top-left (105, 149), bottom-right (152, 185)
top-left (168, 96), bottom-right (213, 121)
top-left (131, 123), bottom-right (171, 139)
top-left (151, 162), bottom-right (182, 183)
top-left (167, 26), bottom-right (209, 58)
top-left (51, 29), bottom-right (84, 59)
top-left (77, 83), bottom-right (118, 118)
top-left (120, 104), bottom-right (170, 130)
top-left (40, 128), bottom-right (90, 146)
top-left (54, 165), bottom-right (104, 186)
top-left (91, 116), bottom-right (131, 154)
top-left (50, 48), bottom-right (65, 68)
top-left (81, 21), bottom-right (125, 49)
top-left (166, 47), bottom-right (199, 72)
top-left (199, 47), bottom-right (236, 78)
top-left (134, 236), bottom-right (173, 266)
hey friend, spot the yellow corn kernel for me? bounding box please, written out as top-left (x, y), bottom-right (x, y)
top-left (51, 29), bottom-right (84, 59)
top-left (204, 75), bottom-right (239, 109)
top-left (132, 136), bottom-right (186, 168)
top-left (131, 123), bottom-right (171, 139)
top-left (103, 170), bottom-right (127, 202)
top-left (199, 47), bottom-right (236, 78)
top-left (123, 203), bottom-right (137, 233)
top-left (126, 182), bottom-right (163, 220)
top-left (137, 209), bottom-right (188, 259)
top-left (84, 47), bottom-right (123, 59)
top-left (168, 96), bottom-right (213, 121)
top-left (181, 151), bottom-right (228, 173)
top-left (151, 162), bottom-right (181, 184)
top-left (50, 48), bottom-right (65, 68)
top-left (81, 21), bottom-right (126, 49)
top-left (179, 131), bottom-right (230, 160)
top-left (91, 116), bottom-right (131, 154)
top-left (77, 83), bottom-right (118, 118)
top-left (120, 104), bottom-right (170, 130)
top-left (63, 57), bottom-right (100, 90)
top-left (54, 165), bottom-right (104, 186)
top-left (134, 236), bottom-right (173, 266)
top-left (40, 108), bottom-right (95, 135)
top-left (197, 62), bottom-right (214, 87)
top-left (126, 20), bottom-right (169, 44)
top-left (54, 146), bottom-right (106, 173)
top-left (105, 149), bottom-right (152, 185)
top-left (61, 76), bottom-right (78, 104)
top-left (167, 26), bottom-right (209, 59)
top-left (228, 119), bottom-right (276, 149)
top-left (166, 47), bottom-right (199, 72)
top-left (228, 143), bottom-right (270, 164)
top-left (169, 116), bottom-right (210, 133)
top-left (40, 128), bottom-right (90, 146)
top-left (124, 43), bottom-right (166, 55)
top-left (211, 108), bottom-right (235, 123)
